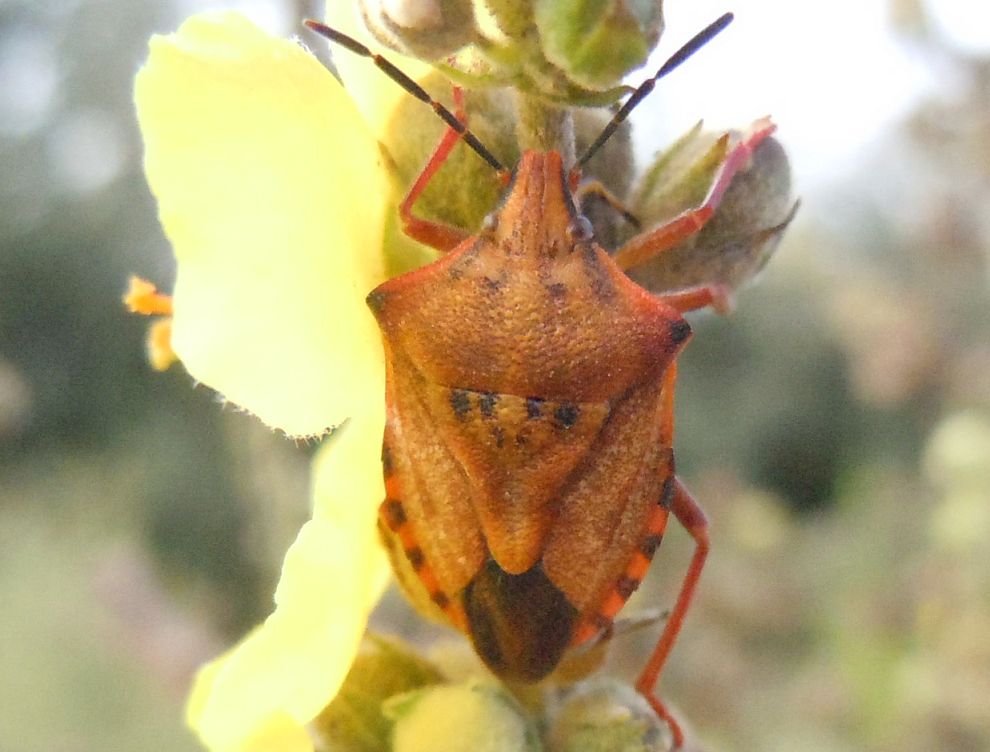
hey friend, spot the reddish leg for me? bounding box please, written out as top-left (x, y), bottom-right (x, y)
top-left (636, 477), bottom-right (709, 749)
top-left (574, 179), bottom-right (642, 229)
top-left (614, 117), bottom-right (776, 271)
top-left (399, 87), bottom-right (472, 253)
top-left (659, 283), bottom-right (733, 315)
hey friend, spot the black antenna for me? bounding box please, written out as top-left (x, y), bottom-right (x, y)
top-left (577, 12), bottom-right (735, 169)
top-left (304, 20), bottom-right (506, 174)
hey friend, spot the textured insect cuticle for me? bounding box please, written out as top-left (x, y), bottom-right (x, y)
top-left (480, 275), bottom-right (504, 294)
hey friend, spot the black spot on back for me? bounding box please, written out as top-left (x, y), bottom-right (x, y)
top-left (450, 389), bottom-right (471, 419)
top-left (526, 397), bottom-right (544, 419)
top-left (481, 275), bottom-right (504, 293)
top-left (491, 426), bottom-right (506, 448)
top-left (479, 391), bottom-right (498, 418)
top-left (554, 403), bottom-right (580, 429)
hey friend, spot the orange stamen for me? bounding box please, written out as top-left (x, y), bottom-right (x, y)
top-left (147, 318), bottom-right (177, 371)
top-left (123, 275), bottom-right (173, 315)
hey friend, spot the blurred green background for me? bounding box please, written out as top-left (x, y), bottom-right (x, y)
top-left (0, 1), bottom-right (987, 750)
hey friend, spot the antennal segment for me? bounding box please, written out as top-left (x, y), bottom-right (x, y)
top-left (576, 12), bottom-right (735, 169)
top-left (304, 20), bottom-right (506, 174)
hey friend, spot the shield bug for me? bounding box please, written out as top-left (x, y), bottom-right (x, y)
top-left (308, 13), bottom-right (778, 747)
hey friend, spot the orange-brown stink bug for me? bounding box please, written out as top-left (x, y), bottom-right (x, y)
top-left (307, 13), bottom-right (780, 747)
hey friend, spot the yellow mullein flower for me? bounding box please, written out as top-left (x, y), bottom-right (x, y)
top-left (134, 7), bottom-right (432, 751)
top-left (136, 10), bottom-right (388, 438)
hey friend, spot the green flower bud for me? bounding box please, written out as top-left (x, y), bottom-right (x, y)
top-left (626, 121), bottom-right (796, 298)
top-left (378, 80), bottom-right (518, 277)
top-left (359, 0), bottom-right (477, 60)
top-left (545, 678), bottom-right (674, 752)
top-left (534, 0), bottom-right (665, 91)
top-left (387, 680), bottom-right (543, 752)
top-left (481, 0), bottom-right (534, 39)
top-left (311, 635), bottom-right (445, 752)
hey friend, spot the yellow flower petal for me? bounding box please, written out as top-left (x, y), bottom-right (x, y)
top-left (189, 669), bottom-right (313, 752)
top-left (187, 417), bottom-right (390, 751)
top-left (308, 413), bottom-right (391, 610)
top-left (237, 714), bottom-right (313, 752)
top-left (135, 12), bottom-right (388, 437)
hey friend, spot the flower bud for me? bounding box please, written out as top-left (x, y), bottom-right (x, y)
top-left (359, 0), bottom-right (476, 60)
top-left (388, 681), bottom-right (541, 752)
top-left (626, 121), bottom-right (796, 298)
top-left (378, 81), bottom-right (517, 276)
top-left (534, 0), bottom-right (665, 91)
top-left (545, 678), bottom-right (675, 752)
top-left (311, 635), bottom-right (444, 752)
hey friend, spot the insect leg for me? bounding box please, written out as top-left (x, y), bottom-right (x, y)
top-left (613, 118), bottom-right (777, 271)
top-left (574, 179), bottom-right (641, 230)
top-left (399, 86), bottom-right (475, 253)
top-left (635, 477), bottom-right (709, 749)
top-left (657, 283), bottom-right (733, 315)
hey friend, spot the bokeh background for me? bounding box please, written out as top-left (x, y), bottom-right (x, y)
top-left (0, 0), bottom-right (987, 750)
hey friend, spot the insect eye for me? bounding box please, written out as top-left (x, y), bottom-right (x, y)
top-left (566, 216), bottom-right (594, 243)
top-left (481, 212), bottom-right (499, 234)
